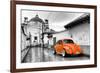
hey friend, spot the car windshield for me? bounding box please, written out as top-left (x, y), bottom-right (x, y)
top-left (63, 39), bottom-right (74, 44)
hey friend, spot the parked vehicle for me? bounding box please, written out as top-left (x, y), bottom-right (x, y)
top-left (53, 38), bottom-right (83, 57)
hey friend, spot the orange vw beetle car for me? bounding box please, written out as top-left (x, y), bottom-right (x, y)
top-left (53, 38), bottom-right (83, 57)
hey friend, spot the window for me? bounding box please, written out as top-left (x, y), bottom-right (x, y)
top-left (63, 39), bottom-right (74, 43)
top-left (34, 36), bottom-right (37, 40)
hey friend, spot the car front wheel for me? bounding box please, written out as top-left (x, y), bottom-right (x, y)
top-left (53, 50), bottom-right (56, 54)
top-left (61, 50), bottom-right (66, 57)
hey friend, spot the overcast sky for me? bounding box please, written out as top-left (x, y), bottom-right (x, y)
top-left (21, 9), bottom-right (85, 31)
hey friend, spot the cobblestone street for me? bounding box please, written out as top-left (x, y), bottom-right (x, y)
top-left (22, 46), bottom-right (90, 63)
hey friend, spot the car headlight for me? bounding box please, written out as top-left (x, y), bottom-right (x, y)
top-left (76, 51), bottom-right (80, 54)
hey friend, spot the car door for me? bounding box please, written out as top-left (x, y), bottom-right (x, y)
top-left (55, 40), bottom-right (63, 54)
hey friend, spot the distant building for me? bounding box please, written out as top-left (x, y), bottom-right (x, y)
top-left (27, 14), bottom-right (45, 46)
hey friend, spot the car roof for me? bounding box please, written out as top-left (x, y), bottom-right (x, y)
top-left (57, 38), bottom-right (73, 41)
top-left (62, 38), bottom-right (73, 40)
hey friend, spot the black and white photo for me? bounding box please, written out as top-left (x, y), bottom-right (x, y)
top-left (11, 1), bottom-right (97, 72)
